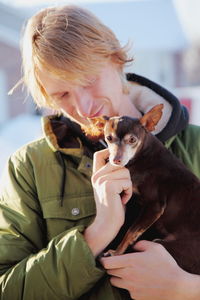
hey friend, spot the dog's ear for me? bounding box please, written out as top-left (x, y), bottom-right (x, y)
top-left (140, 104), bottom-right (164, 132)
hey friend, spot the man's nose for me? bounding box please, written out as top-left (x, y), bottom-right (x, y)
top-left (74, 87), bottom-right (93, 117)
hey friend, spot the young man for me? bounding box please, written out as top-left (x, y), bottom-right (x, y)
top-left (0, 5), bottom-right (200, 299)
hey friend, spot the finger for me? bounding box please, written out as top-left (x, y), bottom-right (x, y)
top-left (106, 267), bottom-right (127, 278)
top-left (94, 178), bottom-right (133, 204)
top-left (92, 164), bottom-right (130, 185)
top-left (93, 149), bottom-right (110, 173)
top-left (121, 181), bottom-right (133, 205)
top-left (93, 167), bottom-right (131, 186)
top-left (100, 253), bottom-right (131, 269)
top-left (133, 240), bottom-right (157, 252)
top-left (109, 276), bottom-right (129, 290)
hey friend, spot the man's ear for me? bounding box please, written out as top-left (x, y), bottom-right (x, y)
top-left (140, 104), bottom-right (164, 132)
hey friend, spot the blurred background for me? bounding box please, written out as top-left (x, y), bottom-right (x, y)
top-left (0, 0), bottom-right (200, 175)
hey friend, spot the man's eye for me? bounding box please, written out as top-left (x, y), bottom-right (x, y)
top-left (61, 92), bottom-right (69, 98)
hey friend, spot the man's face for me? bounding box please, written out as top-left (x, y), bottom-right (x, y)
top-left (37, 62), bottom-right (126, 126)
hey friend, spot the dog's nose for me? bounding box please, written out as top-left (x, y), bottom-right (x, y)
top-left (113, 158), bottom-right (121, 165)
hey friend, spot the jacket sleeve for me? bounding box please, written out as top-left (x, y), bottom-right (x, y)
top-left (166, 124), bottom-right (200, 179)
top-left (0, 154), bottom-right (104, 300)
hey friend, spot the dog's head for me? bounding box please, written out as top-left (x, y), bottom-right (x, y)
top-left (83, 104), bottom-right (163, 166)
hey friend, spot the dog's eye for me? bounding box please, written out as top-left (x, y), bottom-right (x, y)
top-left (106, 135), bottom-right (113, 142)
top-left (129, 136), bottom-right (137, 144)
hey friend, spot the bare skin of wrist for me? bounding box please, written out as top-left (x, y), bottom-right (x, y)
top-left (84, 220), bottom-right (119, 258)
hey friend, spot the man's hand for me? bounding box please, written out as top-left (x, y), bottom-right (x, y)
top-left (84, 148), bottom-right (132, 257)
top-left (101, 240), bottom-right (200, 300)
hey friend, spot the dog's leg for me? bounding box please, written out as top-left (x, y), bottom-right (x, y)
top-left (107, 200), bottom-right (166, 256)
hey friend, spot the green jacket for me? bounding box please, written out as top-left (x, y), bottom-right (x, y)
top-left (0, 75), bottom-right (200, 299)
top-left (0, 120), bottom-right (200, 300)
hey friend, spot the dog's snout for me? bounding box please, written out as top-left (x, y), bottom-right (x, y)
top-left (111, 148), bottom-right (123, 166)
top-left (113, 158), bottom-right (121, 165)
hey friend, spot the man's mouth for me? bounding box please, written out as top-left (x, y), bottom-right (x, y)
top-left (89, 106), bottom-right (105, 118)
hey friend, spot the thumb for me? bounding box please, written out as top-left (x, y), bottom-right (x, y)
top-left (133, 240), bottom-right (156, 252)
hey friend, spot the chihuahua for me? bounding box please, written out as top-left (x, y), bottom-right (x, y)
top-left (85, 104), bottom-right (200, 274)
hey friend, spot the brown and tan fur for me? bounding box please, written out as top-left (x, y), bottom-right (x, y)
top-left (86, 104), bottom-right (200, 274)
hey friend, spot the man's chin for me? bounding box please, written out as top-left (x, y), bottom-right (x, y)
top-left (81, 123), bottom-right (104, 142)
top-left (62, 112), bottom-right (104, 141)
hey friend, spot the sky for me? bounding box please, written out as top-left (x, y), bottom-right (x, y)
top-left (1, 0), bottom-right (200, 42)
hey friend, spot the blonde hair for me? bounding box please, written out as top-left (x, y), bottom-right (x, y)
top-left (21, 5), bottom-right (133, 109)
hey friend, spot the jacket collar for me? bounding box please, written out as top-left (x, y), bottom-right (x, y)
top-left (41, 114), bottom-right (105, 157)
